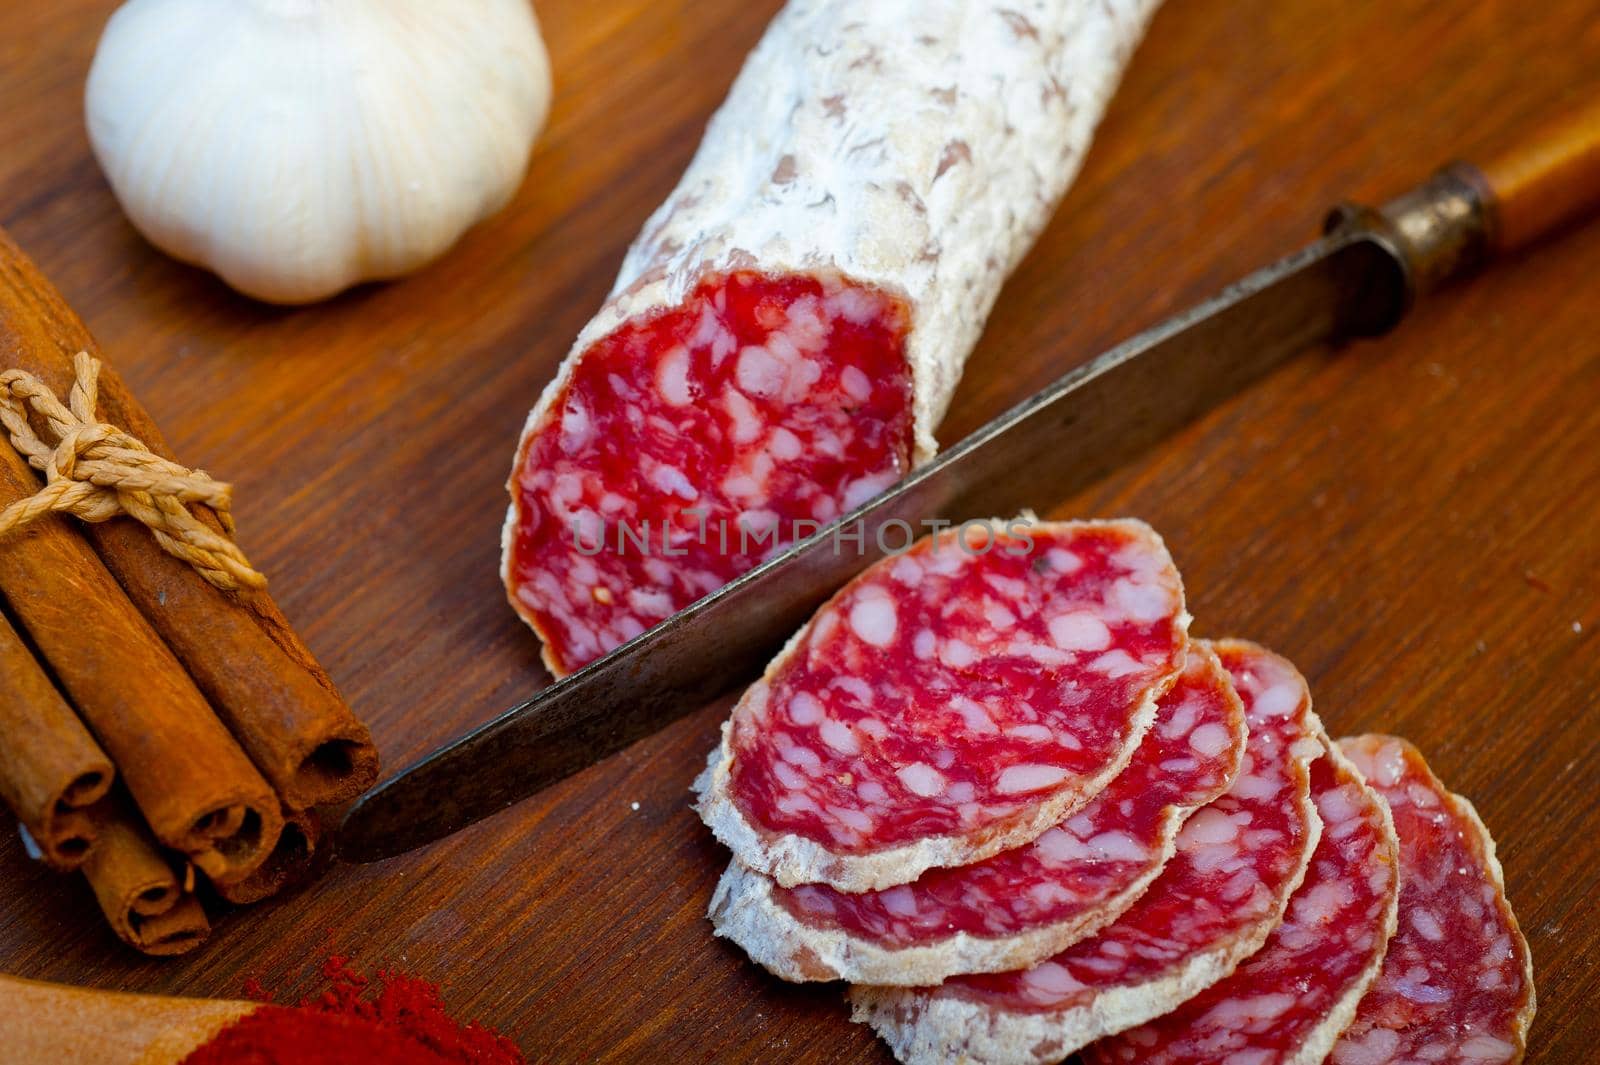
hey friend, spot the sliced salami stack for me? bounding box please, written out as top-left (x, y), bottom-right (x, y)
top-left (694, 523), bottom-right (1536, 1065)
top-left (695, 519), bottom-right (1190, 892)
top-left (708, 642), bottom-right (1246, 984)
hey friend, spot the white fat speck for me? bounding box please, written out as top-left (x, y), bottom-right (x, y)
top-left (721, 386), bottom-right (764, 444)
top-left (1181, 808), bottom-right (1239, 845)
top-left (841, 365), bottom-right (873, 402)
top-left (818, 718), bottom-right (860, 755)
top-left (1373, 739), bottom-right (1408, 787)
top-left (827, 804), bottom-right (874, 833)
top-left (940, 638), bottom-right (977, 668)
top-left (768, 427), bottom-right (802, 460)
top-left (983, 601), bottom-right (1017, 630)
top-left (898, 762), bottom-right (946, 797)
top-left (1331, 1028), bottom-right (1400, 1065)
top-left (849, 595), bottom-right (898, 647)
top-left (1200, 992), bottom-right (1297, 1028)
top-left (1250, 681), bottom-right (1302, 719)
top-left (789, 692), bottom-right (824, 726)
top-left (841, 470), bottom-right (897, 511)
top-left (856, 716), bottom-right (888, 740)
top-left (1047, 611), bottom-right (1113, 652)
top-left (1031, 827), bottom-right (1091, 864)
top-left (645, 462), bottom-right (697, 500)
top-left (689, 302), bottom-right (722, 347)
top-left (891, 556), bottom-right (924, 585)
top-left (736, 345), bottom-right (788, 397)
top-left (626, 588), bottom-right (674, 618)
top-left (1317, 783), bottom-right (1361, 825)
top-left (1022, 962), bottom-right (1085, 997)
top-left (1188, 722), bottom-right (1232, 758)
top-left (830, 286), bottom-right (880, 324)
top-left (1087, 830), bottom-right (1149, 862)
top-left (1045, 548), bottom-right (1082, 573)
top-left (1459, 1034), bottom-right (1515, 1059)
top-left (879, 885), bottom-right (919, 917)
top-left (1292, 879), bottom-right (1354, 927)
top-left (1006, 723), bottom-right (1053, 743)
top-left (559, 399), bottom-right (594, 450)
top-left (996, 764), bottom-right (1069, 795)
top-left (1394, 978), bottom-right (1452, 1005)
top-left (1410, 908), bottom-right (1445, 941)
top-left (1089, 648), bottom-right (1143, 678)
top-left (1108, 576), bottom-right (1174, 624)
top-left (656, 346), bottom-right (692, 405)
top-left (952, 696), bottom-right (998, 734)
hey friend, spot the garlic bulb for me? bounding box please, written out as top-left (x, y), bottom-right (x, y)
top-left (85, 0), bottom-right (552, 304)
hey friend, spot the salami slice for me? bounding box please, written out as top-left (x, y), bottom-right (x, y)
top-left (503, 0), bottom-right (1164, 674)
top-left (696, 519), bottom-right (1188, 893)
top-left (851, 639), bottom-right (1322, 1065)
top-left (709, 642), bottom-right (1244, 984)
top-left (1086, 741), bottom-right (1400, 1065)
top-left (1331, 735), bottom-right (1535, 1065)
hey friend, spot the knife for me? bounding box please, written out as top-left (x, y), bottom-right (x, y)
top-left (339, 98), bottom-right (1600, 863)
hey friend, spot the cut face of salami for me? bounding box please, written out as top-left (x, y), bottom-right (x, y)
top-left (696, 519), bottom-right (1188, 893)
top-left (1087, 743), bottom-right (1400, 1065)
top-left (504, 0), bottom-right (1165, 674)
top-left (1331, 735), bottom-right (1535, 1065)
top-left (850, 639), bottom-right (1322, 1065)
top-left (708, 642), bottom-right (1245, 985)
top-left (508, 272), bottom-right (914, 675)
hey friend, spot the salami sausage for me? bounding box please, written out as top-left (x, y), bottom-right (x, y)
top-left (708, 642), bottom-right (1244, 984)
top-left (1085, 740), bottom-right (1400, 1065)
top-left (851, 639), bottom-right (1322, 1065)
top-left (502, 0), bottom-right (1164, 674)
top-left (1331, 735), bottom-right (1535, 1065)
top-left (696, 519), bottom-right (1188, 893)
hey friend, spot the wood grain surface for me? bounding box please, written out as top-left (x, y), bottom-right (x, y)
top-left (1, 1), bottom-right (1597, 1061)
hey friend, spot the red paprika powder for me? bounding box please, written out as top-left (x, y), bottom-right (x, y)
top-left (180, 955), bottom-right (524, 1065)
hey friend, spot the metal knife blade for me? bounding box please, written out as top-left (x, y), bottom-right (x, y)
top-left (337, 226), bottom-right (1406, 863)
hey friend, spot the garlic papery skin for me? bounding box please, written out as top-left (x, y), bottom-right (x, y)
top-left (85, 0), bottom-right (552, 305)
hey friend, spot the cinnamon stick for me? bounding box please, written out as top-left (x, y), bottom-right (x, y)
top-left (211, 806), bottom-right (322, 906)
top-left (0, 444), bottom-right (282, 881)
top-left (0, 230), bottom-right (380, 809)
top-left (0, 609), bottom-right (113, 870)
top-left (82, 798), bottom-right (211, 956)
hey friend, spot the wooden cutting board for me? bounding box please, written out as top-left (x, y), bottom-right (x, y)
top-left (1, 1), bottom-right (1596, 1061)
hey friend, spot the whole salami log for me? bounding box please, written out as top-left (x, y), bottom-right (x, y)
top-left (1085, 742), bottom-right (1400, 1065)
top-left (851, 639), bottom-right (1322, 1065)
top-left (504, 0), bottom-right (1164, 674)
top-left (696, 519), bottom-right (1188, 893)
top-left (1331, 735), bottom-right (1535, 1065)
top-left (709, 642), bottom-right (1244, 984)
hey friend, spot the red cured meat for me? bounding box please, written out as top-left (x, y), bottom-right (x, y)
top-left (696, 519), bottom-right (1188, 893)
top-left (709, 642), bottom-right (1245, 984)
top-left (1331, 735), bottom-right (1535, 1065)
top-left (1088, 742), bottom-right (1400, 1065)
top-left (851, 639), bottom-right (1323, 1065)
top-left (503, 2), bottom-right (1164, 677)
top-left (507, 272), bottom-right (913, 674)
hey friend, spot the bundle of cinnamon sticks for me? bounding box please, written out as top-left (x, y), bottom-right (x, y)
top-left (0, 229), bottom-right (379, 955)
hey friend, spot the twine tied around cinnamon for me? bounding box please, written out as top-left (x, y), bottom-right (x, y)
top-left (0, 352), bottom-right (265, 593)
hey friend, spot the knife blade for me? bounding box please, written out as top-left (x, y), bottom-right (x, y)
top-left (338, 224), bottom-right (1407, 863)
top-left (341, 93), bottom-right (1600, 861)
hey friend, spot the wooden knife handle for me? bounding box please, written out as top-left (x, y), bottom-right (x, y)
top-left (1338, 96), bottom-right (1600, 301)
top-left (1470, 94), bottom-right (1600, 254)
